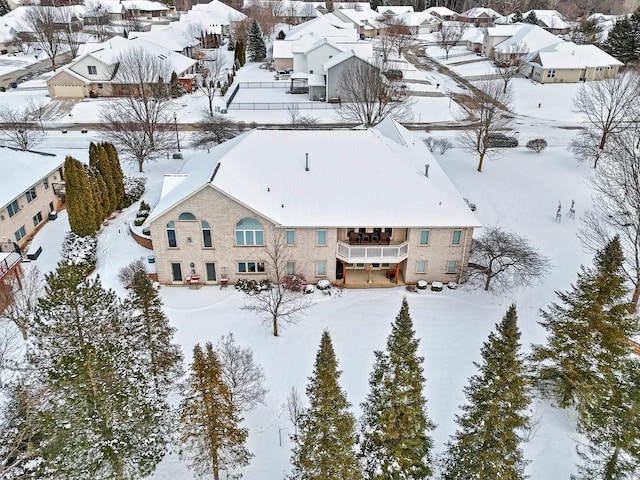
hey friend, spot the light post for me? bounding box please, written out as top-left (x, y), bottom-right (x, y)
top-left (173, 111), bottom-right (180, 152)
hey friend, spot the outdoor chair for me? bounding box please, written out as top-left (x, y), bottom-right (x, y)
top-left (349, 232), bottom-right (360, 245)
top-left (380, 232), bottom-right (390, 245)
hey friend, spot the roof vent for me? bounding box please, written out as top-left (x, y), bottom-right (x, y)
top-left (425, 164), bottom-right (430, 177)
top-left (305, 153), bottom-right (309, 172)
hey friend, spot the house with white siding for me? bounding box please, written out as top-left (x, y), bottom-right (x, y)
top-left (145, 121), bottom-right (481, 288)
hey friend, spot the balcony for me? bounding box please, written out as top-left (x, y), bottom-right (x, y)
top-left (0, 252), bottom-right (21, 279)
top-left (336, 241), bottom-right (409, 264)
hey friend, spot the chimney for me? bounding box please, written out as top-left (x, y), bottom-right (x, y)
top-left (305, 153), bottom-right (309, 172)
top-left (425, 164), bottom-right (430, 177)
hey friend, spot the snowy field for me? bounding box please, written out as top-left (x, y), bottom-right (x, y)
top-left (2, 42), bottom-right (603, 478)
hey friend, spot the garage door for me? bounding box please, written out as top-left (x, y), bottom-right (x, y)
top-left (52, 84), bottom-right (85, 98)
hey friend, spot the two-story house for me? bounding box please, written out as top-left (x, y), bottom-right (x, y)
top-left (0, 148), bottom-right (64, 258)
top-left (145, 120), bottom-right (481, 288)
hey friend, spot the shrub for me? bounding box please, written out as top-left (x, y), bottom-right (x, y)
top-left (134, 217), bottom-right (146, 227)
top-left (235, 278), bottom-right (271, 294)
top-left (61, 232), bottom-right (98, 271)
top-left (526, 138), bottom-right (548, 153)
top-left (122, 176), bottom-right (147, 207)
top-left (283, 274), bottom-right (306, 292)
top-left (118, 258), bottom-right (147, 288)
top-left (424, 136), bottom-right (437, 152)
top-left (435, 138), bottom-right (453, 154)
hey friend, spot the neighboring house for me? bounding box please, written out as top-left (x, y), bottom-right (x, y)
top-left (329, 8), bottom-right (386, 37)
top-left (424, 6), bottom-right (458, 21)
top-left (525, 42), bottom-right (622, 83)
top-left (46, 36), bottom-right (196, 98)
top-left (0, 24), bottom-right (20, 54)
top-left (397, 11), bottom-right (442, 35)
top-left (458, 7), bottom-right (503, 26)
top-left (0, 148), bottom-right (64, 255)
top-left (463, 26), bottom-right (484, 53)
top-left (121, 0), bottom-right (168, 18)
top-left (83, 0), bottom-right (127, 22)
top-left (483, 23), bottom-right (560, 60)
top-left (499, 9), bottom-right (570, 35)
top-left (188, 0), bottom-right (247, 36)
top-left (4, 5), bottom-right (85, 36)
top-left (376, 5), bottom-right (413, 16)
top-left (145, 120), bottom-right (480, 287)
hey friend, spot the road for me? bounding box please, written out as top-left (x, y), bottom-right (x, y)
top-left (0, 51), bottom-right (73, 89)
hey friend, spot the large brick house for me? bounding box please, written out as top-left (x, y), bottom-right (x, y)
top-left (145, 120), bottom-right (480, 287)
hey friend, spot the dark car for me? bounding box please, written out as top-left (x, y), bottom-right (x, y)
top-left (383, 69), bottom-right (403, 80)
top-left (486, 133), bottom-right (518, 148)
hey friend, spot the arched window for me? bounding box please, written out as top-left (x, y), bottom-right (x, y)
top-left (166, 221), bottom-right (177, 248)
top-left (202, 221), bottom-right (212, 248)
top-left (178, 212), bottom-right (197, 221)
top-left (235, 218), bottom-right (263, 246)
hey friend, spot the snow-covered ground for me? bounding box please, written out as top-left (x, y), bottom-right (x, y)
top-left (2, 40), bottom-right (603, 478)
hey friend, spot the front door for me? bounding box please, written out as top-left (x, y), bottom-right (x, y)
top-left (206, 262), bottom-right (217, 282)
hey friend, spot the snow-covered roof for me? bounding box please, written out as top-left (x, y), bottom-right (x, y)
top-left (376, 5), bottom-right (413, 15)
top-left (397, 11), bottom-right (441, 27)
top-left (333, 2), bottom-right (370, 11)
top-left (463, 27), bottom-right (484, 43)
top-left (4, 5), bottom-right (86, 31)
top-left (191, 0), bottom-right (247, 21)
top-left (72, 36), bottom-right (196, 78)
top-left (321, 48), bottom-right (367, 71)
top-left (329, 7), bottom-right (380, 27)
top-left (491, 24), bottom-right (561, 55)
top-left (147, 122), bottom-right (481, 228)
top-left (120, 0), bottom-right (168, 11)
top-left (424, 6), bottom-right (458, 17)
top-left (307, 72), bottom-right (324, 86)
top-left (83, 0), bottom-right (125, 15)
top-left (0, 148), bottom-right (63, 210)
top-left (0, 24), bottom-right (17, 43)
top-left (285, 14), bottom-right (358, 41)
top-left (530, 42), bottom-right (623, 69)
top-left (129, 24), bottom-right (199, 51)
top-left (460, 7), bottom-right (502, 19)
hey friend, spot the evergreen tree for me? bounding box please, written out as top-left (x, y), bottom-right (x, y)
top-left (92, 168), bottom-right (109, 223)
top-left (170, 71), bottom-right (182, 97)
top-left (524, 11), bottom-right (539, 24)
top-left (511, 10), bottom-right (523, 23)
top-left (0, 0), bottom-right (10, 16)
top-left (602, 13), bottom-right (640, 64)
top-left (65, 156), bottom-right (98, 237)
top-left (574, 358), bottom-right (640, 480)
top-left (532, 236), bottom-right (636, 411)
top-left (179, 342), bottom-right (252, 480)
top-left (31, 263), bottom-right (169, 479)
top-left (290, 330), bottom-right (362, 480)
top-left (127, 270), bottom-right (183, 400)
top-left (359, 297), bottom-right (435, 480)
top-left (103, 142), bottom-right (126, 209)
top-left (247, 20), bottom-right (266, 61)
top-left (91, 143), bottom-right (117, 214)
top-left (234, 39), bottom-right (246, 67)
top-left (440, 304), bottom-right (531, 480)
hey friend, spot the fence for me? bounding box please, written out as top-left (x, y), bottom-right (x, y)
top-left (237, 81), bottom-right (289, 88)
top-left (229, 101), bottom-right (340, 111)
top-left (225, 83), bottom-right (240, 109)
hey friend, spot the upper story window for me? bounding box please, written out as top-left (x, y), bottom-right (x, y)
top-left (7, 199), bottom-right (19, 217)
top-left (419, 229), bottom-right (430, 245)
top-left (43, 178), bottom-right (49, 189)
top-left (202, 221), bottom-right (212, 248)
top-left (286, 229), bottom-right (295, 245)
top-left (87, 65), bottom-right (98, 75)
top-left (167, 220), bottom-right (177, 248)
top-left (26, 188), bottom-right (37, 203)
top-left (178, 212), bottom-right (197, 221)
top-left (317, 228), bottom-right (326, 245)
top-left (546, 69), bottom-right (555, 78)
top-left (236, 218), bottom-right (264, 246)
top-left (451, 229), bottom-right (462, 245)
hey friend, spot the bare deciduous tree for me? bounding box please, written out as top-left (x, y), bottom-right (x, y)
top-left (21, 6), bottom-right (62, 66)
top-left (285, 386), bottom-right (304, 435)
top-left (0, 104), bottom-right (46, 151)
top-left (335, 57), bottom-right (414, 127)
top-left (100, 48), bottom-right (174, 172)
top-left (570, 71), bottom-right (640, 168)
top-left (241, 230), bottom-right (312, 337)
top-left (494, 42), bottom-right (528, 94)
top-left (199, 49), bottom-right (227, 116)
top-left (118, 258), bottom-right (147, 288)
top-left (85, 0), bottom-right (112, 41)
top-left (384, 16), bottom-right (412, 57)
top-left (0, 267), bottom-right (42, 340)
top-left (580, 130), bottom-right (640, 310)
top-left (457, 80), bottom-right (515, 172)
top-left (58, 7), bottom-right (83, 58)
top-left (467, 226), bottom-right (551, 291)
top-left (193, 112), bottom-right (238, 151)
top-left (216, 333), bottom-right (266, 412)
top-left (435, 22), bottom-right (467, 60)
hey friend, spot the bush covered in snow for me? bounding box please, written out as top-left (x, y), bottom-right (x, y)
top-left (61, 232), bottom-right (98, 271)
top-left (283, 274), bottom-right (307, 292)
top-left (526, 138), bottom-right (548, 153)
top-left (316, 279), bottom-right (332, 290)
top-left (134, 200), bottom-right (151, 226)
top-left (123, 176), bottom-right (147, 208)
top-left (235, 278), bottom-right (271, 294)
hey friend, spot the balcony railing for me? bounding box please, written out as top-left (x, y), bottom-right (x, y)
top-left (0, 252), bottom-right (21, 279)
top-left (336, 241), bottom-right (409, 264)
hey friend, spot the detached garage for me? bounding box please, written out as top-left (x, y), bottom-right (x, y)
top-left (47, 70), bottom-right (88, 98)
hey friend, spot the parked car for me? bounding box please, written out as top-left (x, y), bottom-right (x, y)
top-left (384, 69), bottom-right (403, 80)
top-left (487, 133), bottom-right (518, 148)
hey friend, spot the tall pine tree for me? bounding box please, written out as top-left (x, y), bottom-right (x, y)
top-left (91, 143), bottom-right (117, 214)
top-left (31, 263), bottom-right (169, 479)
top-left (359, 297), bottom-right (435, 480)
top-left (290, 330), bottom-right (362, 480)
top-left (179, 342), bottom-right (252, 480)
top-left (440, 304), bottom-right (531, 480)
top-left (126, 270), bottom-right (183, 400)
top-left (103, 142), bottom-right (126, 209)
top-left (532, 236), bottom-right (635, 411)
top-left (64, 156), bottom-right (99, 237)
top-left (247, 20), bottom-right (266, 61)
top-left (602, 11), bottom-right (640, 65)
top-left (523, 11), bottom-right (539, 25)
